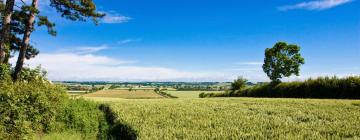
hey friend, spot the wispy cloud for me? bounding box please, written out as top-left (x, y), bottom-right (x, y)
top-left (58, 45), bottom-right (108, 54)
top-left (102, 11), bottom-right (131, 24)
top-left (117, 39), bottom-right (140, 45)
top-left (279, 0), bottom-right (353, 11)
top-left (235, 62), bottom-right (263, 66)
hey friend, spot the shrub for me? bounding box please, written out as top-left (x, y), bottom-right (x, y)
top-left (231, 77), bottom-right (247, 91)
top-left (158, 91), bottom-right (178, 98)
top-left (0, 67), bottom-right (111, 139)
top-left (55, 98), bottom-right (109, 139)
top-left (0, 80), bottom-right (68, 139)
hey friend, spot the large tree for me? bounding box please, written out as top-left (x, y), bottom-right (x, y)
top-left (262, 42), bottom-right (305, 83)
top-left (0, 4), bottom-right (51, 64)
top-left (2, 0), bottom-right (105, 81)
top-left (12, 0), bottom-right (40, 81)
top-left (0, 0), bottom-right (15, 63)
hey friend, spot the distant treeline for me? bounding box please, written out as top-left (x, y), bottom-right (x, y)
top-left (176, 86), bottom-right (226, 91)
top-left (200, 76), bottom-right (360, 99)
top-left (59, 81), bottom-right (233, 91)
top-left (63, 85), bottom-right (104, 93)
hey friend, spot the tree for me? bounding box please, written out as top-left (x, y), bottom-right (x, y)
top-left (0, 0), bottom-right (15, 63)
top-left (12, 0), bottom-right (40, 81)
top-left (10, 0), bottom-right (105, 81)
top-left (262, 42), bottom-right (305, 83)
top-left (0, 5), bottom-right (44, 64)
top-left (230, 77), bottom-right (248, 91)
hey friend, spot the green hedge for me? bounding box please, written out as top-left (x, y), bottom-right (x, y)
top-left (0, 66), bottom-right (111, 139)
top-left (201, 76), bottom-right (360, 99)
top-left (0, 81), bottom-right (68, 139)
top-left (0, 82), bottom-right (111, 139)
top-left (55, 98), bottom-right (109, 139)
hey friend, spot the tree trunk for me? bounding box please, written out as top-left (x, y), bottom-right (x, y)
top-left (13, 0), bottom-right (38, 81)
top-left (0, 0), bottom-right (15, 63)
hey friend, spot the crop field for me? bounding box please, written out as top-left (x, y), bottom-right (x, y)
top-left (165, 91), bottom-right (224, 98)
top-left (83, 89), bottom-right (164, 99)
top-left (106, 98), bottom-right (360, 139)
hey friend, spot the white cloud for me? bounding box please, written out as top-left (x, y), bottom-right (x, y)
top-left (102, 11), bottom-right (131, 24)
top-left (58, 45), bottom-right (108, 54)
top-left (11, 53), bottom-right (359, 82)
top-left (236, 62), bottom-right (263, 66)
top-left (118, 39), bottom-right (133, 44)
top-left (279, 0), bottom-right (353, 11)
top-left (21, 53), bottom-right (230, 82)
top-left (117, 39), bottom-right (140, 45)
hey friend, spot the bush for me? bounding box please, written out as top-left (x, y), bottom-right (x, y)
top-left (199, 92), bottom-right (224, 98)
top-left (154, 89), bottom-right (178, 98)
top-left (0, 67), bottom-right (111, 139)
top-left (0, 80), bottom-right (68, 139)
top-left (230, 77), bottom-right (248, 91)
top-left (202, 76), bottom-right (360, 99)
top-left (55, 98), bottom-right (109, 139)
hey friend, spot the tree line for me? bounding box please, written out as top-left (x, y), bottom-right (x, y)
top-left (200, 42), bottom-right (360, 99)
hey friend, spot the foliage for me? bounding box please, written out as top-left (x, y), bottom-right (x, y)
top-left (60, 81), bottom-right (230, 91)
top-left (55, 98), bottom-right (109, 139)
top-left (49, 0), bottom-right (105, 24)
top-left (0, 79), bottom-right (67, 139)
top-left (164, 91), bottom-right (223, 98)
top-left (17, 66), bottom-right (48, 82)
top-left (1, 0), bottom-right (105, 80)
top-left (230, 77), bottom-right (248, 91)
top-left (109, 98), bottom-right (360, 139)
top-left (202, 76), bottom-right (360, 99)
top-left (199, 92), bottom-right (219, 98)
top-left (263, 42), bottom-right (305, 83)
top-left (0, 67), bottom-right (113, 139)
top-left (0, 64), bottom-right (11, 82)
top-left (157, 91), bottom-right (178, 98)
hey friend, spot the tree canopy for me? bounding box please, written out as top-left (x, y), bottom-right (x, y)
top-left (262, 42), bottom-right (305, 83)
top-left (231, 77), bottom-right (248, 91)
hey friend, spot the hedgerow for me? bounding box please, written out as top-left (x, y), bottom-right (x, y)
top-left (200, 76), bottom-right (360, 99)
top-left (0, 66), bottom-right (112, 139)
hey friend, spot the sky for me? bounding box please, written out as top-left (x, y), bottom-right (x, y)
top-left (14, 0), bottom-right (360, 82)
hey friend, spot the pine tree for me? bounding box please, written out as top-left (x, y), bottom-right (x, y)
top-left (6, 0), bottom-right (105, 81)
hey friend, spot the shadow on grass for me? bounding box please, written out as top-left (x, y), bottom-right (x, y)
top-left (99, 104), bottom-right (138, 140)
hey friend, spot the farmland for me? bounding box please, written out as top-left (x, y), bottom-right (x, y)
top-left (87, 96), bottom-right (360, 139)
top-left (165, 91), bottom-right (224, 98)
top-left (0, 0), bottom-right (358, 139)
top-left (83, 89), bottom-right (164, 99)
top-left (69, 83), bottom-right (360, 139)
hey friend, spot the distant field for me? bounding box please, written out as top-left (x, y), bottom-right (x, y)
top-left (83, 89), bottom-right (164, 99)
top-left (67, 91), bottom-right (88, 98)
top-left (114, 87), bottom-right (177, 91)
top-left (165, 91), bottom-right (224, 98)
top-left (114, 87), bottom-right (156, 90)
top-left (109, 98), bottom-right (360, 139)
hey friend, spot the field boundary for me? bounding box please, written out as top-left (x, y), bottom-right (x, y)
top-left (99, 104), bottom-right (138, 140)
top-left (155, 91), bottom-right (178, 98)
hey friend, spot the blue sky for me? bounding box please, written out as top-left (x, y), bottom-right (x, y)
top-left (21, 0), bottom-right (360, 82)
